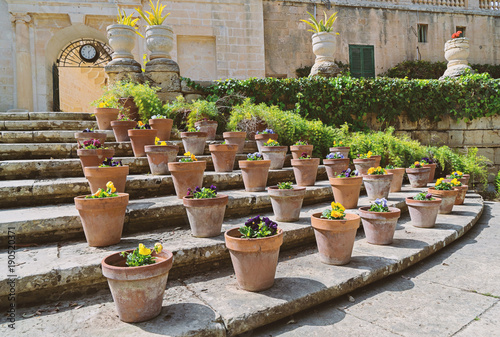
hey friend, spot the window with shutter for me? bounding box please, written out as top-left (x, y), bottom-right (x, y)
top-left (349, 45), bottom-right (375, 78)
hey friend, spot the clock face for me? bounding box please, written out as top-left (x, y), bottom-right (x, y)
top-left (79, 44), bottom-right (99, 63)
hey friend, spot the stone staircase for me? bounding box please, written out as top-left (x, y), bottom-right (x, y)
top-left (0, 111), bottom-right (485, 336)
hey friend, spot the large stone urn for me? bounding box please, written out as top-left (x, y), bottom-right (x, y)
top-left (107, 24), bottom-right (137, 61)
top-left (440, 37), bottom-right (473, 80)
top-left (309, 32), bottom-right (340, 78)
top-left (145, 25), bottom-right (174, 60)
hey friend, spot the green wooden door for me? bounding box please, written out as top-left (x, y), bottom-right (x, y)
top-left (349, 45), bottom-right (375, 78)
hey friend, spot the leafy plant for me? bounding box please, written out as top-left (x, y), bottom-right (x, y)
top-left (116, 8), bottom-right (143, 37)
top-left (263, 139), bottom-right (280, 147)
top-left (187, 185), bottom-right (217, 199)
top-left (135, 121), bottom-right (151, 129)
top-left (495, 170), bottom-right (500, 194)
top-left (299, 152), bottom-right (311, 159)
top-left (294, 140), bottom-right (308, 145)
top-left (413, 192), bottom-right (435, 201)
top-left (186, 100), bottom-right (219, 130)
top-left (85, 181), bottom-right (118, 199)
top-left (100, 158), bottom-right (123, 167)
top-left (300, 11), bottom-right (339, 34)
top-left (155, 137), bottom-right (167, 146)
top-left (367, 166), bottom-right (387, 175)
top-left (277, 181), bottom-right (293, 189)
top-left (120, 243), bottom-right (163, 267)
top-left (239, 215), bottom-right (278, 238)
top-left (136, 0), bottom-right (170, 26)
top-left (321, 202), bottom-right (346, 220)
top-left (337, 168), bottom-right (358, 178)
top-left (247, 152), bottom-right (263, 161)
top-left (179, 152), bottom-right (197, 162)
top-left (326, 152), bottom-right (344, 159)
top-left (434, 178), bottom-right (455, 190)
top-left (368, 198), bottom-right (390, 212)
top-left (80, 139), bottom-right (106, 150)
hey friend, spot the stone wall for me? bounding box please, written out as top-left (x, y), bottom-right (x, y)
top-left (59, 67), bottom-right (106, 113)
top-left (0, 0), bottom-right (15, 112)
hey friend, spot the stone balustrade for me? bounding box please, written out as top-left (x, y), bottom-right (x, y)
top-left (479, 0), bottom-right (500, 9)
top-left (412, 0), bottom-right (466, 7)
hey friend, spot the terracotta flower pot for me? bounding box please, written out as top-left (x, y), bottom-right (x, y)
top-left (181, 131), bottom-right (208, 155)
top-left (290, 145), bottom-right (313, 160)
top-left (145, 145), bottom-right (179, 175)
top-left (149, 118), bottom-right (173, 141)
top-left (225, 227), bottom-right (283, 292)
top-left (101, 249), bottom-right (174, 322)
top-left (291, 158), bottom-right (320, 186)
top-left (423, 163), bottom-right (437, 183)
top-left (168, 161), bottom-right (207, 199)
top-left (74, 193), bottom-right (129, 247)
top-left (406, 167), bottom-right (431, 188)
top-left (386, 168), bottom-right (405, 192)
top-left (362, 173), bottom-right (393, 201)
top-left (371, 155), bottom-right (382, 167)
top-left (453, 185), bottom-right (468, 205)
top-left (329, 146), bottom-right (350, 159)
top-left (268, 186), bottom-right (306, 222)
top-left (358, 206), bottom-right (401, 245)
top-left (84, 166), bottom-right (129, 194)
top-left (94, 107), bottom-right (120, 130)
top-left (405, 197), bottom-right (442, 228)
top-left (329, 176), bottom-right (363, 209)
top-left (323, 158), bottom-right (350, 179)
top-left (353, 158), bottom-right (376, 175)
top-left (183, 195), bottom-right (228, 237)
top-left (209, 144), bottom-right (238, 172)
top-left (128, 129), bottom-right (158, 157)
top-left (310, 212), bottom-right (360, 265)
top-left (239, 160), bottom-right (271, 192)
top-left (261, 146), bottom-right (288, 170)
top-left (255, 134), bottom-right (278, 153)
top-left (223, 131), bottom-right (246, 153)
top-left (446, 174), bottom-right (470, 186)
top-left (427, 187), bottom-right (458, 214)
top-left (195, 120), bottom-right (218, 140)
top-left (74, 132), bottom-right (107, 147)
top-left (77, 148), bottom-right (115, 170)
top-left (110, 120), bottom-right (136, 142)
top-left (118, 97), bottom-right (139, 121)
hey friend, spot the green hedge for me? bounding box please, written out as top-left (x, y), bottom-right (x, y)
top-left (382, 60), bottom-right (500, 79)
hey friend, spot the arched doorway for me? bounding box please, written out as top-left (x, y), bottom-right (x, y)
top-left (54, 38), bottom-right (113, 112)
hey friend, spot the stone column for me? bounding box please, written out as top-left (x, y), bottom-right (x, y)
top-left (144, 59), bottom-right (182, 103)
top-left (10, 13), bottom-right (34, 112)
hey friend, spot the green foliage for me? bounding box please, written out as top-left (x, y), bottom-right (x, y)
top-left (116, 8), bottom-right (143, 37)
top-left (136, 0), bottom-right (170, 26)
top-left (382, 60), bottom-right (500, 79)
top-left (295, 61), bottom-right (350, 78)
top-left (413, 192), bottom-right (435, 201)
top-left (277, 181), bottom-right (294, 189)
top-left (495, 170), bottom-right (500, 194)
top-left (431, 146), bottom-right (489, 185)
top-left (300, 11), bottom-right (339, 33)
top-left (186, 100), bottom-right (220, 130)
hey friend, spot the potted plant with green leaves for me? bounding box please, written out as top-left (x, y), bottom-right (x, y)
top-left (406, 161), bottom-right (431, 188)
top-left (385, 157), bottom-right (405, 192)
top-left (111, 113), bottom-right (137, 142)
top-left (101, 242), bottom-right (173, 322)
top-left (422, 156), bottom-right (437, 182)
top-left (406, 192), bottom-right (442, 228)
top-left (181, 128), bottom-right (208, 155)
top-left (74, 181), bottom-right (128, 247)
top-left (261, 138), bottom-right (288, 170)
top-left (239, 152), bottom-right (271, 192)
top-left (108, 81), bottom-right (164, 122)
top-left (363, 166), bottom-right (393, 201)
top-left (136, 0), bottom-right (173, 60)
top-left (450, 178), bottom-right (468, 205)
top-left (329, 168), bottom-right (362, 209)
top-left (267, 181), bottom-right (306, 222)
top-left (446, 170), bottom-right (470, 186)
top-left (107, 8), bottom-right (143, 62)
top-left (255, 128), bottom-right (278, 152)
top-left (84, 157), bottom-right (129, 194)
top-left (225, 215), bottom-right (283, 291)
top-left (183, 185), bottom-right (228, 237)
top-left (323, 152), bottom-right (349, 179)
top-left (186, 100), bottom-right (219, 140)
top-left (91, 94), bottom-right (120, 130)
top-left (353, 151), bottom-right (376, 176)
top-left (223, 130), bottom-right (246, 153)
top-left (359, 198), bottom-right (401, 245)
top-left (145, 137), bottom-right (179, 175)
top-left (291, 152), bottom-right (320, 186)
top-left (209, 141), bottom-right (238, 172)
top-left (77, 139), bottom-right (115, 171)
top-left (311, 201), bottom-right (360, 265)
top-left (428, 178), bottom-right (459, 214)
top-left (290, 140), bottom-right (313, 160)
top-left (168, 152), bottom-right (206, 199)
top-left (74, 128), bottom-right (107, 147)
top-left (329, 140), bottom-right (349, 159)
top-left (128, 121), bottom-right (158, 157)
top-left (149, 114), bottom-right (173, 141)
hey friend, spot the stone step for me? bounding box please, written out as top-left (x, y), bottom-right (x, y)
top-left (0, 111), bottom-right (94, 121)
top-left (0, 166), bottom-right (323, 208)
top-left (5, 193), bottom-right (483, 336)
top-left (0, 179), bottom-right (332, 247)
top-left (0, 130), bottom-right (115, 143)
top-left (0, 120), bottom-right (97, 131)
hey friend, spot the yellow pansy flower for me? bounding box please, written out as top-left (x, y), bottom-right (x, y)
top-left (184, 151), bottom-right (191, 157)
top-left (414, 161), bottom-right (420, 166)
top-left (266, 138), bottom-right (273, 144)
top-left (435, 178), bottom-right (444, 186)
top-left (154, 243), bottom-right (163, 253)
top-left (451, 178), bottom-right (461, 186)
top-left (99, 102), bottom-right (105, 108)
top-left (331, 210), bottom-right (343, 218)
top-left (106, 181), bottom-right (116, 193)
top-left (367, 167), bottom-right (375, 175)
top-left (93, 189), bottom-right (101, 197)
top-left (138, 121), bottom-right (144, 127)
top-left (191, 154), bottom-right (197, 161)
top-left (155, 137), bottom-right (160, 145)
top-left (367, 151), bottom-right (372, 158)
top-left (138, 243), bottom-right (151, 256)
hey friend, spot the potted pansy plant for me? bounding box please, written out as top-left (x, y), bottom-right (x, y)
top-left (76, 139), bottom-right (115, 171)
top-left (74, 128), bottom-right (107, 147)
top-left (91, 93), bottom-right (120, 130)
top-left (209, 140), bottom-right (239, 172)
top-left (111, 113), bottom-right (137, 142)
top-left (101, 242), bottom-right (174, 323)
top-left (268, 181), bottom-right (306, 222)
top-left (149, 114), bottom-right (174, 141)
top-left (329, 168), bottom-right (362, 209)
top-left (363, 166), bottom-right (393, 201)
top-left (223, 129), bottom-right (246, 153)
top-left (330, 140), bottom-right (349, 159)
top-left (311, 201), bottom-right (360, 265)
top-left (225, 215), bottom-right (283, 291)
top-left (406, 192), bottom-right (442, 228)
top-left (145, 137), bottom-right (179, 175)
top-left (359, 198), bottom-right (401, 245)
top-left (422, 156), bottom-right (437, 182)
top-left (406, 161), bottom-right (431, 187)
top-left (385, 158), bottom-right (405, 192)
top-left (353, 151), bottom-right (376, 175)
top-left (450, 178), bottom-right (467, 205)
top-left (128, 121), bottom-right (158, 157)
top-left (290, 140), bottom-right (313, 160)
top-left (446, 170), bottom-right (470, 186)
top-left (84, 157), bottom-right (129, 194)
top-left (255, 128), bottom-right (278, 152)
top-left (428, 178), bottom-right (459, 214)
top-left (168, 152), bottom-right (206, 199)
top-left (261, 138), bottom-right (288, 170)
top-left (291, 152), bottom-right (320, 186)
top-left (239, 152), bottom-right (271, 192)
top-left (323, 152), bottom-right (349, 179)
top-left (181, 128), bottom-right (208, 155)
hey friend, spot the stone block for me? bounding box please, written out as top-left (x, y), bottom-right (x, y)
top-left (491, 114), bottom-right (500, 128)
top-left (184, 94), bottom-right (204, 102)
top-left (448, 119), bottom-right (467, 130)
top-left (158, 92), bottom-right (183, 103)
top-left (476, 148), bottom-right (495, 162)
top-left (398, 113), bottom-right (418, 131)
top-left (145, 71), bottom-right (181, 92)
top-left (466, 116), bottom-right (492, 130)
top-left (417, 118), bottom-right (436, 131)
top-left (436, 117), bottom-right (451, 130)
top-left (482, 129), bottom-right (500, 145)
top-left (463, 130), bottom-right (484, 146)
top-left (448, 131), bottom-right (464, 146)
top-left (412, 131), bottom-right (431, 145)
top-left (429, 131), bottom-right (448, 146)
top-left (494, 148), bottom-right (500, 165)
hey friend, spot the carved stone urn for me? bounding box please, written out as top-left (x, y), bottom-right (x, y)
top-left (309, 32), bottom-right (340, 78)
top-left (107, 24), bottom-right (137, 61)
top-left (145, 25), bottom-right (174, 60)
top-left (440, 37), bottom-right (473, 79)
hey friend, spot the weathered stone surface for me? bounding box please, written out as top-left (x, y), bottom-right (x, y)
top-left (2, 120), bottom-right (96, 131)
top-left (185, 93), bottom-right (204, 102)
top-left (482, 129), bottom-right (500, 146)
top-left (309, 61), bottom-right (340, 78)
top-left (146, 72), bottom-right (182, 92)
top-left (158, 91), bottom-right (183, 102)
top-left (448, 130), bottom-right (464, 146)
top-left (28, 112), bottom-right (94, 121)
top-left (0, 111), bottom-right (29, 120)
top-left (0, 130), bottom-right (115, 143)
top-left (464, 130), bottom-right (484, 145)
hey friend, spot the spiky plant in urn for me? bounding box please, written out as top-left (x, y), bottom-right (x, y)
top-left (440, 30), bottom-right (474, 80)
top-left (301, 11), bottom-right (340, 78)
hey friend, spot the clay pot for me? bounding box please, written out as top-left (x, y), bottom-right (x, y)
top-left (362, 173), bottom-right (393, 201)
top-left (291, 158), bottom-right (320, 186)
top-left (353, 158), bottom-right (376, 175)
top-left (427, 187), bottom-right (458, 214)
top-left (225, 227), bottom-right (283, 292)
top-left (118, 97), bottom-right (139, 121)
top-left (183, 195), bottom-right (228, 237)
top-left (261, 146), bottom-right (288, 170)
top-left (255, 134), bottom-right (278, 152)
top-left (329, 146), bottom-right (350, 159)
top-left (145, 145), bottom-right (179, 175)
top-left (145, 25), bottom-right (174, 60)
top-left (149, 118), bottom-right (173, 141)
top-left (181, 131), bottom-right (208, 155)
top-left (84, 166), bottom-right (129, 194)
top-left (195, 120), bottom-right (218, 140)
top-left (128, 129), bottom-right (158, 157)
top-left (371, 155), bottom-right (382, 167)
top-left (209, 144), bottom-right (238, 172)
top-left (223, 131), bottom-right (246, 153)
top-left (386, 168), bottom-right (405, 192)
top-left (74, 132), bottom-right (107, 147)
top-left (74, 193), bottom-right (129, 247)
top-left (446, 174), bottom-right (470, 186)
top-left (405, 196), bottom-right (442, 228)
top-left (101, 249), bottom-right (174, 323)
top-left (406, 167), bottom-right (431, 188)
top-left (239, 160), bottom-right (271, 192)
top-left (94, 108), bottom-right (120, 130)
top-left (329, 176), bottom-right (363, 209)
top-left (77, 148), bottom-right (115, 170)
top-left (324, 158), bottom-right (350, 179)
top-left (358, 206), bottom-right (401, 245)
top-left (310, 212), bottom-right (360, 265)
top-left (290, 145), bottom-right (314, 160)
top-left (423, 163), bottom-right (437, 183)
top-left (453, 185), bottom-right (468, 205)
top-left (168, 161), bottom-right (207, 199)
top-left (268, 186), bottom-right (306, 222)
top-left (111, 120), bottom-right (136, 142)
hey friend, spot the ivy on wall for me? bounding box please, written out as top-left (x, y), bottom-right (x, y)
top-left (382, 60), bottom-right (500, 79)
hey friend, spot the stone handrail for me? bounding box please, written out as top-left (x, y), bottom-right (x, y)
top-left (479, 0), bottom-right (500, 9)
top-left (411, 0), bottom-right (466, 8)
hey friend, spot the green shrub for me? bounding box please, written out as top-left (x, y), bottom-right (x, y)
top-left (295, 61), bottom-right (350, 78)
top-left (382, 60), bottom-right (500, 79)
top-left (495, 170), bottom-right (500, 193)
